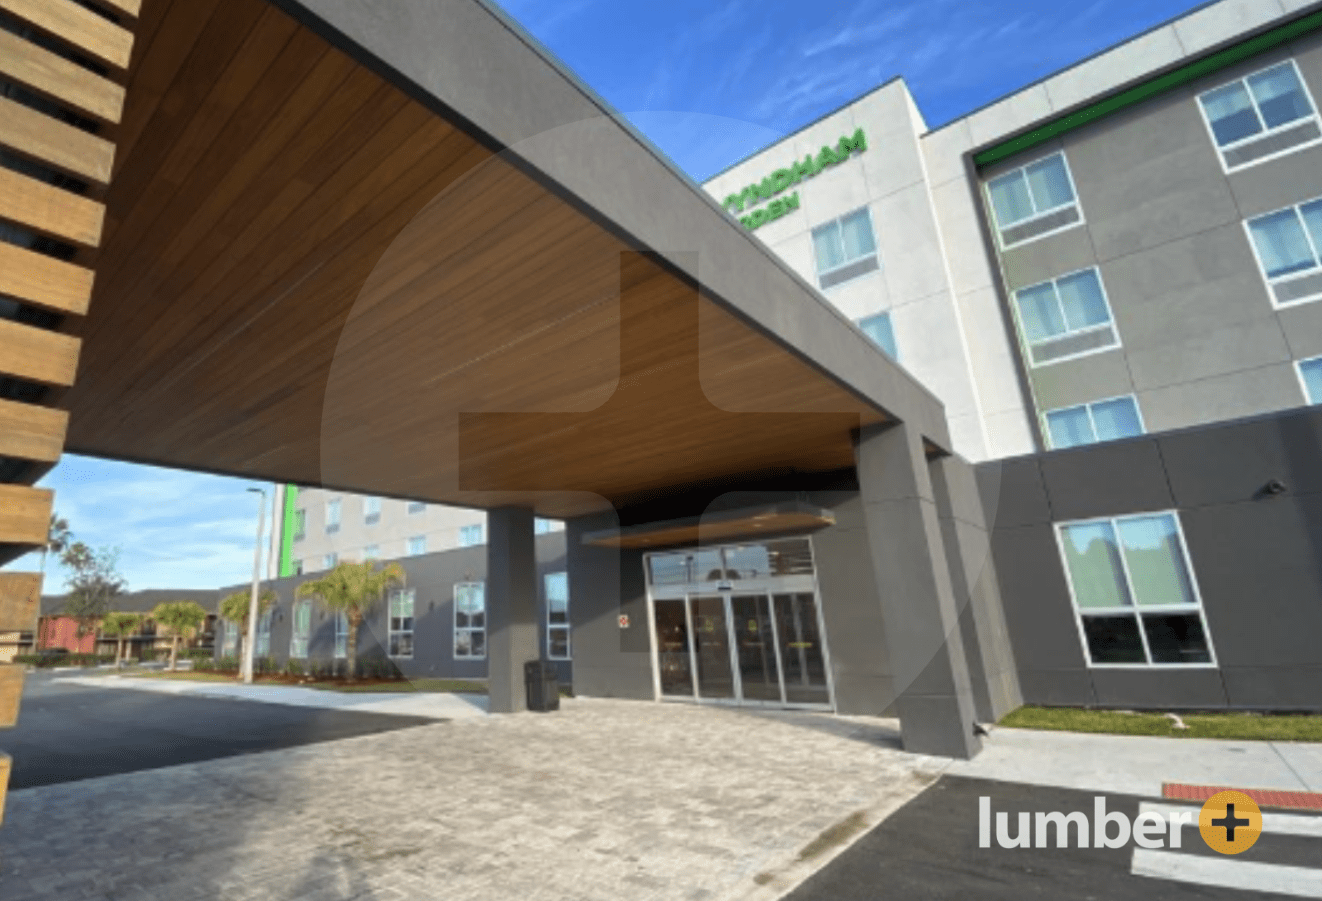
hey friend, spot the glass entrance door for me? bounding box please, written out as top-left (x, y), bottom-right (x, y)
top-left (773, 593), bottom-right (831, 706)
top-left (731, 593), bottom-right (781, 703)
top-left (690, 595), bottom-right (735, 700)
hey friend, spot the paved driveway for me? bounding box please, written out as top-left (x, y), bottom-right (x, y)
top-left (0, 696), bottom-right (946, 901)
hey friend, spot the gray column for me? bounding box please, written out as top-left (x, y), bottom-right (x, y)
top-left (929, 455), bottom-right (1023, 724)
top-left (486, 506), bottom-right (538, 714)
top-left (855, 422), bottom-right (981, 759)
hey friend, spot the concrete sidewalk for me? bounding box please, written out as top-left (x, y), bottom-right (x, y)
top-left (948, 726), bottom-right (1322, 797)
top-left (53, 673), bottom-right (488, 719)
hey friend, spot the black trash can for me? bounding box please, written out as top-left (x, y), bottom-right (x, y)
top-left (524, 660), bottom-right (560, 712)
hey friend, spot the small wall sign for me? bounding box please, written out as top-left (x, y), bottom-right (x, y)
top-left (618, 614), bottom-right (630, 629)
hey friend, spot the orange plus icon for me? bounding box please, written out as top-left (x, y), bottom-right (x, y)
top-left (1199, 791), bottom-right (1263, 854)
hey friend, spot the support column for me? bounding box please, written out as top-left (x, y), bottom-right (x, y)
top-left (855, 422), bottom-right (981, 759)
top-left (486, 506), bottom-right (539, 713)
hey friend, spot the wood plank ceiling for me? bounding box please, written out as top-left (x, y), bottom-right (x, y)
top-left (65, 0), bottom-right (888, 519)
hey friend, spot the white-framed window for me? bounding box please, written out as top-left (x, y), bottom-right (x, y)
top-left (535, 518), bottom-right (557, 535)
top-left (325, 498), bottom-right (341, 534)
top-left (811, 207), bottom-right (879, 288)
top-left (407, 500), bottom-right (426, 515)
top-left (1245, 197), bottom-right (1322, 307)
top-left (1044, 395), bottom-right (1144, 449)
top-left (857, 311), bottom-right (897, 360)
top-left (1013, 267), bottom-right (1119, 366)
top-left (407, 535), bottom-right (426, 556)
top-left (458, 524), bottom-right (483, 547)
top-left (1055, 512), bottom-right (1214, 668)
top-left (1198, 59), bottom-right (1321, 171)
top-left (985, 151), bottom-right (1082, 248)
top-left (290, 600), bottom-right (312, 658)
top-left (454, 582), bottom-right (486, 659)
top-left (1298, 356), bottom-right (1322, 404)
top-left (221, 620), bottom-right (238, 656)
top-left (388, 588), bottom-right (414, 658)
top-left (292, 509), bottom-right (306, 542)
top-left (334, 611), bottom-right (349, 659)
top-left (364, 496), bottom-right (381, 525)
top-left (255, 608), bottom-right (272, 657)
top-left (545, 571), bottom-right (570, 660)
top-left (363, 544), bottom-right (380, 561)
top-left (322, 552), bottom-right (338, 571)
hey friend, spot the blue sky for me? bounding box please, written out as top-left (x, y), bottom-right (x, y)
top-left (9, 0), bottom-right (1209, 592)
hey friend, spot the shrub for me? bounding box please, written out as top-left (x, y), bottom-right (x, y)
top-left (216, 655), bottom-right (240, 673)
top-left (183, 648), bottom-right (215, 660)
top-left (254, 656), bottom-right (278, 676)
top-left (13, 655), bottom-right (39, 666)
top-left (284, 659), bottom-right (305, 677)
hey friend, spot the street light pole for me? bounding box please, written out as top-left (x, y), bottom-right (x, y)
top-left (242, 487), bottom-right (266, 685)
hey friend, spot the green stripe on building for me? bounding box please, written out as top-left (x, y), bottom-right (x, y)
top-left (278, 485), bottom-right (299, 578)
top-left (973, 9), bottom-right (1322, 168)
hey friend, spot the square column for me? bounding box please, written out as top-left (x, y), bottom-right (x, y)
top-left (486, 506), bottom-right (539, 714)
top-left (855, 423), bottom-right (981, 759)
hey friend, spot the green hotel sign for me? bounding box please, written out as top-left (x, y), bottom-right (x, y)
top-left (723, 128), bottom-right (868, 231)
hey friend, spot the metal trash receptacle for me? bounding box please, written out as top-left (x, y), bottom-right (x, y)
top-left (524, 660), bottom-right (560, 712)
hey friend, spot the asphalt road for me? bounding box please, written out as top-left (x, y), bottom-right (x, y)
top-left (3, 673), bottom-right (437, 789)
top-left (786, 774), bottom-right (1322, 900)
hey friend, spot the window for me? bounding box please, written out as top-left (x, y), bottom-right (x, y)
top-left (325, 498), bottom-right (341, 534)
top-left (1246, 198), bottom-right (1322, 307)
top-left (255, 608), bottom-right (272, 657)
top-left (334, 611), bottom-right (349, 659)
top-left (363, 544), bottom-right (380, 561)
top-left (292, 559), bottom-right (304, 576)
top-left (1299, 356), bottom-right (1322, 404)
top-left (322, 552), bottom-right (338, 570)
top-left (388, 589), bottom-right (415, 658)
top-left (857, 312), bottom-right (898, 360)
top-left (535, 518), bottom-right (557, 535)
top-left (1198, 60), bottom-right (1320, 169)
top-left (364, 496), bottom-right (381, 525)
top-left (221, 620), bottom-right (238, 656)
top-left (292, 509), bottom-right (306, 542)
top-left (458, 524), bottom-right (483, 547)
top-left (407, 535), bottom-right (426, 556)
top-left (1013, 268), bottom-right (1119, 366)
top-left (985, 152), bottom-right (1081, 247)
top-left (290, 600), bottom-right (312, 658)
top-left (407, 501), bottom-right (426, 515)
top-left (1044, 396), bottom-right (1144, 449)
top-left (812, 207), bottom-right (878, 288)
top-left (1056, 512), bottom-right (1213, 667)
top-left (545, 571), bottom-right (570, 660)
top-left (454, 582), bottom-right (486, 659)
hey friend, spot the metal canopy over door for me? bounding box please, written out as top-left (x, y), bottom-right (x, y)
top-left (645, 538), bottom-right (835, 710)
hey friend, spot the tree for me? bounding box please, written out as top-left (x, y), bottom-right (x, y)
top-left (35, 514), bottom-right (73, 650)
top-left (152, 601), bottom-right (208, 671)
top-left (58, 542), bottom-right (127, 651)
top-left (100, 612), bottom-right (142, 666)
top-left (218, 588), bottom-right (277, 658)
top-left (296, 561), bottom-right (404, 681)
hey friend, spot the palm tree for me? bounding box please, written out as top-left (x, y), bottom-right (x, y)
top-left (218, 588), bottom-right (277, 660)
top-left (152, 601), bottom-right (208, 671)
top-left (296, 561), bottom-right (404, 681)
top-left (35, 514), bottom-right (72, 650)
top-left (100, 612), bottom-right (142, 666)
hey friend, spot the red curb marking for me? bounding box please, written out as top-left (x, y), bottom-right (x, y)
top-left (1163, 782), bottom-right (1322, 812)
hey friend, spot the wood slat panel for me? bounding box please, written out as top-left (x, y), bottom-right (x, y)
top-left (0, 573), bottom-right (40, 633)
top-left (0, 665), bottom-right (22, 728)
top-left (0, 753), bottom-right (9, 826)
top-left (0, 485), bottom-right (52, 546)
top-left (0, 398), bottom-right (68, 464)
top-left (0, 0), bottom-right (135, 69)
top-left (0, 27), bottom-right (125, 122)
top-left (0, 166), bottom-right (105, 246)
top-left (0, 95), bottom-right (115, 183)
top-left (88, 0), bottom-right (141, 19)
top-left (0, 319), bottom-right (82, 387)
top-left (0, 240), bottom-right (94, 315)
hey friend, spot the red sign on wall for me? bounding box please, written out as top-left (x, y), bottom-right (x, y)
top-left (618, 614), bottom-right (630, 629)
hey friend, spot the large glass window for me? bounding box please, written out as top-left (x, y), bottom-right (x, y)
top-left (293, 509), bottom-right (306, 542)
top-left (363, 544), bottom-right (380, 561)
top-left (334, 611), bottom-right (349, 659)
top-left (407, 535), bottom-right (426, 556)
top-left (1300, 356), bottom-right (1322, 404)
top-left (811, 207), bottom-right (877, 286)
top-left (1057, 513), bottom-right (1212, 666)
top-left (454, 582), bottom-right (485, 659)
top-left (1014, 268), bottom-right (1118, 365)
top-left (545, 571), bottom-right (570, 660)
top-left (364, 496), bottom-right (381, 525)
top-left (1045, 396), bottom-right (1144, 449)
top-left (255, 608), bottom-right (272, 657)
top-left (857, 312), bottom-right (898, 360)
top-left (1199, 60), bottom-right (1316, 149)
top-left (221, 620), bottom-right (238, 656)
top-left (986, 152), bottom-right (1078, 239)
top-left (407, 501), bottom-right (426, 515)
top-left (325, 498), bottom-right (341, 534)
top-left (388, 588), bottom-right (414, 658)
top-left (459, 524), bottom-right (483, 547)
top-left (1247, 198), bottom-right (1322, 306)
top-left (290, 600), bottom-right (312, 658)
top-left (322, 552), bottom-right (337, 571)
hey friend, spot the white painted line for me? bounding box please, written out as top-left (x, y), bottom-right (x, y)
top-left (1141, 802), bottom-right (1322, 838)
top-left (1132, 849), bottom-right (1322, 898)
